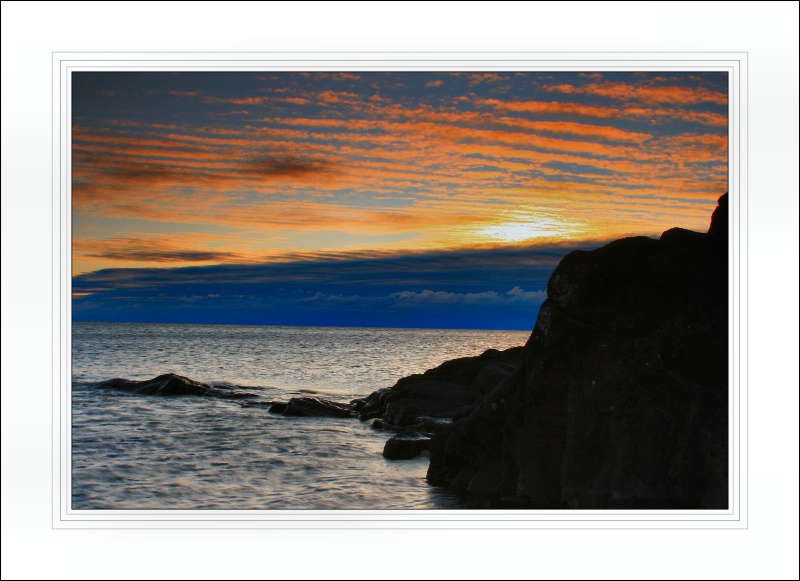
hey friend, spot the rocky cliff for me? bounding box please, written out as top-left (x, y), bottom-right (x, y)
top-left (426, 194), bottom-right (729, 509)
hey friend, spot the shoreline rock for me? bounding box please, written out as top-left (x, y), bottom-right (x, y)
top-left (90, 373), bottom-right (262, 399)
top-left (353, 346), bottom-right (525, 431)
top-left (426, 194), bottom-right (729, 509)
top-left (269, 397), bottom-right (356, 418)
top-left (383, 435), bottom-right (431, 460)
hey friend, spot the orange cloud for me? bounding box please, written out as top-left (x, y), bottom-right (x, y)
top-left (504, 119), bottom-right (653, 143)
top-left (272, 96), bottom-right (312, 105)
top-left (478, 98), bottom-right (728, 127)
top-left (541, 81), bottom-right (728, 106)
top-left (316, 90), bottom-right (361, 104)
top-left (74, 235), bottom-right (244, 263)
top-left (309, 72), bottom-right (361, 81)
top-left (465, 73), bottom-right (508, 85)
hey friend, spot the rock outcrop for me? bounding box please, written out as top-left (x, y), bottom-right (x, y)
top-left (91, 373), bottom-right (262, 399)
top-left (426, 194), bottom-right (729, 509)
top-left (269, 397), bottom-right (356, 418)
top-left (353, 346), bottom-right (525, 431)
top-left (92, 375), bottom-right (357, 418)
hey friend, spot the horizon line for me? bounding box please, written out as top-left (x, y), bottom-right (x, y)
top-left (71, 319), bottom-right (533, 333)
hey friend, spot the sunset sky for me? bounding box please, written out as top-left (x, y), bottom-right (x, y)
top-left (72, 71), bottom-right (728, 329)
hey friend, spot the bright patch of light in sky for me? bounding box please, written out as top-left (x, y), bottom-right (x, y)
top-left (478, 217), bottom-right (579, 243)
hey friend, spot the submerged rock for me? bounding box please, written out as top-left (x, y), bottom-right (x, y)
top-left (90, 373), bottom-right (259, 399)
top-left (268, 402), bottom-right (288, 414)
top-left (427, 194), bottom-right (730, 509)
top-left (383, 436), bottom-right (431, 460)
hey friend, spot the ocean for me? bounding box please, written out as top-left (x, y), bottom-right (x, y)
top-left (71, 321), bottom-right (529, 510)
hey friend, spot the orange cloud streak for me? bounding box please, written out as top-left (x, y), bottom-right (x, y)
top-left (540, 81), bottom-right (728, 105)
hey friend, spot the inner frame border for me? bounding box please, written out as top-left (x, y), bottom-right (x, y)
top-left (52, 52), bottom-right (747, 528)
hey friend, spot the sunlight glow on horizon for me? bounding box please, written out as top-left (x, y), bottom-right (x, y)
top-left (477, 216), bottom-right (581, 243)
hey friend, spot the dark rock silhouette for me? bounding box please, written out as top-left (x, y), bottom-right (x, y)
top-left (353, 346), bottom-right (524, 430)
top-left (383, 435), bottom-right (432, 460)
top-left (426, 194), bottom-right (729, 509)
top-left (91, 373), bottom-right (261, 399)
top-left (91, 374), bottom-right (356, 418)
top-left (269, 397), bottom-right (356, 418)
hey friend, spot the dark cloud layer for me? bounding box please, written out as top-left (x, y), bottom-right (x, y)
top-left (73, 241), bottom-right (602, 329)
top-left (87, 249), bottom-right (242, 263)
top-left (250, 154), bottom-right (333, 178)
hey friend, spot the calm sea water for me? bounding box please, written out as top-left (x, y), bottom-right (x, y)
top-left (71, 321), bottom-right (529, 510)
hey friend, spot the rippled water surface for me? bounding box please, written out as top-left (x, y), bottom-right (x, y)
top-left (72, 322), bottom-right (529, 509)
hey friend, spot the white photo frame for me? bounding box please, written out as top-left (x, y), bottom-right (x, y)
top-left (53, 52), bottom-right (747, 528)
